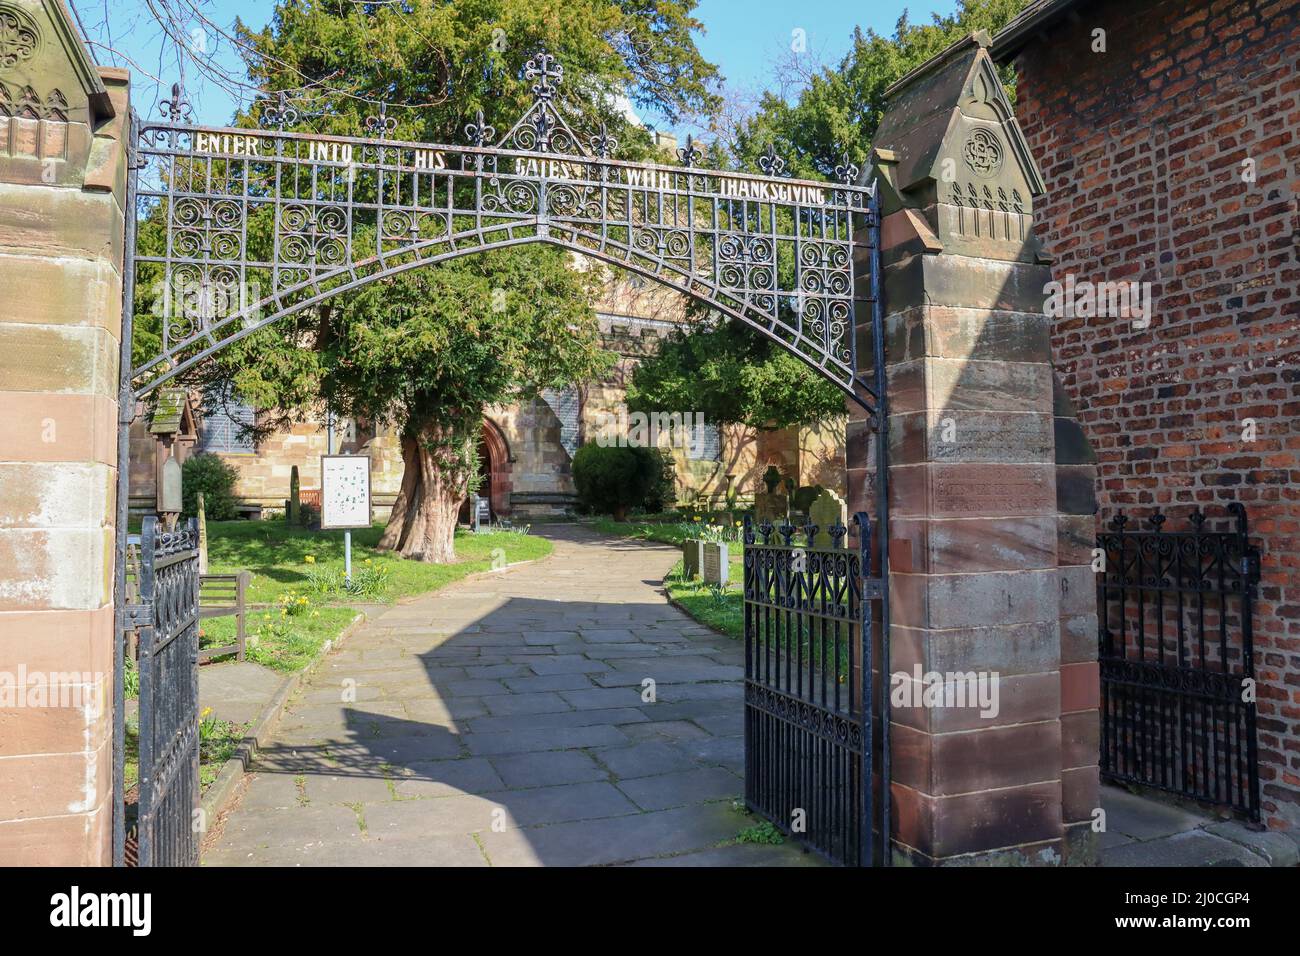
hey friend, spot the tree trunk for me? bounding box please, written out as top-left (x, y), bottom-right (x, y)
top-left (377, 417), bottom-right (471, 563)
top-left (377, 433), bottom-right (419, 552)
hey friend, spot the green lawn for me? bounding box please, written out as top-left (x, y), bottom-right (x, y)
top-left (197, 518), bottom-right (552, 672)
top-left (663, 559), bottom-right (744, 639)
top-left (593, 518), bottom-right (747, 640)
top-left (206, 518), bottom-right (551, 605)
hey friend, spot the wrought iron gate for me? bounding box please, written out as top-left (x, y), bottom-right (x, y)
top-left (129, 516), bottom-right (202, 865)
top-left (112, 50), bottom-right (886, 865)
top-left (743, 514), bottom-right (887, 866)
top-left (1097, 504), bottom-right (1261, 821)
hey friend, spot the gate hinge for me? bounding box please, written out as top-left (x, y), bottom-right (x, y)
top-left (1241, 551), bottom-right (1261, 583)
top-left (122, 603), bottom-right (153, 628)
top-left (862, 580), bottom-right (885, 600)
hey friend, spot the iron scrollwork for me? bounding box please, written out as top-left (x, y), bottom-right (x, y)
top-left (126, 51), bottom-right (877, 407)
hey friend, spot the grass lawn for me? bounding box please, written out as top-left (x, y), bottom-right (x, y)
top-left (196, 518), bottom-right (552, 671)
top-left (124, 518), bottom-right (554, 802)
top-left (593, 518), bottom-right (747, 641)
top-left (206, 517), bottom-right (552, 606)
top-left (663, 559), bottom-right (744, 639)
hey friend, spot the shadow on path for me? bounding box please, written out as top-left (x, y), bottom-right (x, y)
top-left (204, 523), bottom-right (819, 867)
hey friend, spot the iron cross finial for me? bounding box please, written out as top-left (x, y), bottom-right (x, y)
top-left (524, 50), bottom-right (564, 101)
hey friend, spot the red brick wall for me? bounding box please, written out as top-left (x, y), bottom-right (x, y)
top-left (1009, 0), bottom-right (1300, 829)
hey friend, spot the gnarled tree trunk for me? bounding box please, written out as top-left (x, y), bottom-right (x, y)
top-left (376, 417), bottom-right (472, 563)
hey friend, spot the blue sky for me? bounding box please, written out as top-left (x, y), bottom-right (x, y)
top-left (71, 0), bottom-right (960, 133)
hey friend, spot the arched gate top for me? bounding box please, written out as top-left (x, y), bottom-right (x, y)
top-left (125, 53), bottom-right (880, 410)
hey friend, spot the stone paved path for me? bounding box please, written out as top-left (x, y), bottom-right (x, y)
top-left (204, 523), bottom-right (817, 867)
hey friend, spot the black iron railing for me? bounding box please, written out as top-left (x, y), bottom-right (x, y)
top-left (742, 514), bottom-right (884, 865)
top-left (1097, 504), bottom-right (1261, 822)
top-left (134, 516), bottom-right (202, 865)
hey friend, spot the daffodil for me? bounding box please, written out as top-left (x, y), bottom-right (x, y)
top-left (304, 555), bottom-right (316, 564)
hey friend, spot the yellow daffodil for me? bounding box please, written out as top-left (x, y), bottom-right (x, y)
top-left (304, 555), bottom-right (316, 564)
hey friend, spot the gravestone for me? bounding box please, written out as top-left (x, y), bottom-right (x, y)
top-left (197, 492), bottom-right (208, 573)
top-left (702, 542), bottom-right (729, 586)
top-left (809, 489), bottom-right (847, 548)
top-left (682, 539), bottom-right (704, 578)
top-left (753, 492), bottom-right (787, 525)
top-left (288, 465), bottom-right (301, 526)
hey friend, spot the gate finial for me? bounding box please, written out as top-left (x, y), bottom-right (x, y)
top-left (160, 82), bottom-right (192, 124)
top-left (524, 50), bottom-right (564, 101)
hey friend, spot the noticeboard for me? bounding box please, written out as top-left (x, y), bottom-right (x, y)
top-left (320, 454), bottom-right (372, 530)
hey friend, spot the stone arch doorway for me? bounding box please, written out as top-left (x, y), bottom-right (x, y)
top-left (459, 417), bottom-right (512, 523)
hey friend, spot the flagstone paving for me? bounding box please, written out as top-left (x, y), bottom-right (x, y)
top-left (203, 523), bottom-right (818, 867)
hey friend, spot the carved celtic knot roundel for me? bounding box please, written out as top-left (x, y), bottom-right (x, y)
top-left (0, 6), bottom-right (40, 70)
top-left (961, 128), bottom-right (1003, 179)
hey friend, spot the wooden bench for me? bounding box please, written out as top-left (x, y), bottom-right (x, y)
top-left (198, 571), bottom-right (251, 662)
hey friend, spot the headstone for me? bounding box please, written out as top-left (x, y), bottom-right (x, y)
top-left (809, 489), bottom-right (847, 548)
top-left (197, 491), bottom-right (208, 573)
top-left (682, 538), bottom-right (704, 578)
top-left (702, 542), bottom-right (729, 586)
top-left (288, 464), bottom-right (301, 526)
top-left (753, 492), bottom-right (788, 525)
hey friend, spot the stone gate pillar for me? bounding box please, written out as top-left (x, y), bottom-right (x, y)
top-left (0, 0), bottom-right (129, 864)
top-left (847, 32), bottom-right (1100, 865)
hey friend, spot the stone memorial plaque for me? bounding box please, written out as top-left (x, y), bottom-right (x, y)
top-left (682, 539), bottom-right (704, 578)
top-left (702, 542), bottom-right (729, 586)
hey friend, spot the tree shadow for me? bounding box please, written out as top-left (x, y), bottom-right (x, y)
top-left (221, 525), bottom-right (802, 867)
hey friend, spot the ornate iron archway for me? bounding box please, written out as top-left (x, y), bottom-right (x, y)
top-left (113, 52), bottom-right (891, 867)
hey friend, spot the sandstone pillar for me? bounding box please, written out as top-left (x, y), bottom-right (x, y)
top-left (0, 0), bottom-right (129, 864)
top-left (848, 32), bottom-right (1100, 865)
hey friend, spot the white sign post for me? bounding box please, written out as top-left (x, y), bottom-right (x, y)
top-left (321, 454), bottom-right (372, 585)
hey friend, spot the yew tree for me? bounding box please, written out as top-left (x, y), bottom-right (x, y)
top-left (192, 0), bottom-right (721, 561)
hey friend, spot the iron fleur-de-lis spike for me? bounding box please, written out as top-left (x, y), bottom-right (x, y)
top-left (363, 102), bottom-right (398, 136)
top-left (524, 50), bottom-right (563, 101)
top-left (835, 154), bottom-right (859, 185)
top-left (160, 82), bottom-right (192, 124)
top-left (590, 122), bottom-right (618, 158)
top-left (464, 109), bottom-right (496, 146)
top-left (758, 141), bottom-right (786, 176)
top-left (677, 133), bottom-right (702, 166)
top-left (259, 91), bottom-right (299, 130)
